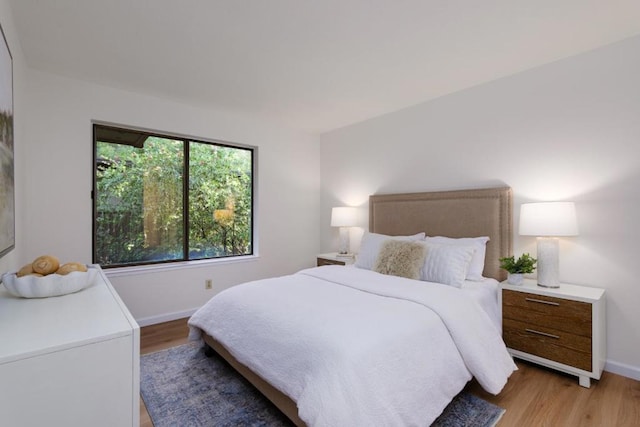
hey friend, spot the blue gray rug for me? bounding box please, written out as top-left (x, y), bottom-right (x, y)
top-left (141, 343), bottom-right (504, 427)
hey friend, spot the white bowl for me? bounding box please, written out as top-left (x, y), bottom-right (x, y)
top-left (1, 267), bottom-right (98, 298)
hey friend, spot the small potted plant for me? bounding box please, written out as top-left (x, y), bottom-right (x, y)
top-left (499, 253), bottom-right (537, 285)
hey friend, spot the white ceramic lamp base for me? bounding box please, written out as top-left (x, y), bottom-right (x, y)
top-left (537, 237), bottom-right (560, 288)
top-left (337, 227), bottom-right (351, 256)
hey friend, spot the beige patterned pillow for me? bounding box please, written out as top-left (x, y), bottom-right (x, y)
top-left (373, 240), bottom-right (427, 280)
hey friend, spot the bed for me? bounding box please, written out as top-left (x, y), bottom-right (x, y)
top-left (189, 187), bottom-right (516, 426)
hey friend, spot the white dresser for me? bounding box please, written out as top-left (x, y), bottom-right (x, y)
top-left (0, 266), bottom-right (140, 426)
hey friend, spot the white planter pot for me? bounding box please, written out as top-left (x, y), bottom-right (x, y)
top-left (507, 273), bottom-right (524, 285)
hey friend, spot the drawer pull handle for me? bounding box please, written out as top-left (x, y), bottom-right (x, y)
top-left (525, 297), bottom-right (559, 306)
top-left (525, 328), bottom-right (560, 339)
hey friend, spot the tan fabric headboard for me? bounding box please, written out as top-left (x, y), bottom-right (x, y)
top-left (369, 187), bottom-right (513, 281)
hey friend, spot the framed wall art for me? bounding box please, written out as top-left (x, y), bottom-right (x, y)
top-left (0, 22), bottom-right (13, 259)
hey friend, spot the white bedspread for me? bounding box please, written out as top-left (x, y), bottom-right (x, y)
top-left (189, 266), bottom-right (516, 426)
top-left (461, 278), bottom-right (502, 330)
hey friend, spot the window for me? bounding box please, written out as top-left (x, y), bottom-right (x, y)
top-left (93, 124), bottom-right (253, 267)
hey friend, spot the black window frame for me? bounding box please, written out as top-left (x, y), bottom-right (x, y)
top-left (92, 123), bottom-right (255, 268)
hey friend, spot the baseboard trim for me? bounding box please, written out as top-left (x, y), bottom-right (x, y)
top-left (605, 359), bottom-right (640, 381)
top-left (136, 308), bottom-right (198, 327)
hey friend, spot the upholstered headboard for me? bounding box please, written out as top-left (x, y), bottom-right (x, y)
top-left (369, 187), bottom-right (513, 281)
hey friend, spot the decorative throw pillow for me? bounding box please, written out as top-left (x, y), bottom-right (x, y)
top-left (419, 242), bottom-right (475, 287)
top-left (424, 236), bottom-right (489, 281)
top-left (355, 231), bottom-right (426, 271)
top-left (373, 240), bottom-right (427, 280)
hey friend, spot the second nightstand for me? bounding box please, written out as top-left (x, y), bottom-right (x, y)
top-left (501, 279), bottom-right (606, 388)
top-left (317, 252), bottom-right (355, 267)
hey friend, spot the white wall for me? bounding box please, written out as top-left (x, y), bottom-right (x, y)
top-left (19, 69), bottom-right (321, 324)
top-left (320, 36), bottom-right (640, 379)
top-left (0, 0), bottom-right (25, 276)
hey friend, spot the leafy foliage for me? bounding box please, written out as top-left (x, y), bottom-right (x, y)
top-left (95, 136), bottom-right (252, 266)
top-left (499, 253), bottom-right (537, 274)
top-left (188, 143), bottom-right (252, 259)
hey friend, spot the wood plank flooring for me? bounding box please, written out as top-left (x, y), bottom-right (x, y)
top-left (140, 318), bottom-right (640, 426)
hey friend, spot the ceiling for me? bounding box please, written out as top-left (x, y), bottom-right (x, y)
top-left (8, 1), bottom-right (640, 134)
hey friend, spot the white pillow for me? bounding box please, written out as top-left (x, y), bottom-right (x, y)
top-left (419, 242), bottom-right (475, 288)
top-left (424, 236), bottom-right (489, 281)
top-left (355, 231), bottom-right (426, 271)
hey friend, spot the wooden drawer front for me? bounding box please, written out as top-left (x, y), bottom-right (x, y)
top-left (504, 318), bottom-right (592, 371)
top-left (503, 290), bottom-right (591, 336)
top-left (317, 257), bottom-right (345, 267)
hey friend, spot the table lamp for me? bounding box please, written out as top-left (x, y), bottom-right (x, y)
top-left (519, 202), bottom-right (578, 288)
top-left (331, 207), bottom-right (357, 257)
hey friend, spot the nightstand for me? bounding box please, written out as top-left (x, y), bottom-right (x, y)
top-left (317, 252), bottom-right (355, 267)
top-left (500, 279), bottom-right (606, 388)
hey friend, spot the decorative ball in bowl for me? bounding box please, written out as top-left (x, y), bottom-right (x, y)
top-left (1, 256), bottom-right (98, 298)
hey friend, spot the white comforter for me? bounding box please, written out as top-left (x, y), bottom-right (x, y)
top-left (189, 266), bottom-right (516, 426)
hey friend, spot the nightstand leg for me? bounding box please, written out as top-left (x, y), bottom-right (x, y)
top-left (579, 375), bottom-right (591, 388)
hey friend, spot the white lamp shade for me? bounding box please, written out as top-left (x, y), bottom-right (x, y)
top-left (519, 202), bottom-right (578, 237)
top-left (331, 207), bottom-right (357, 227)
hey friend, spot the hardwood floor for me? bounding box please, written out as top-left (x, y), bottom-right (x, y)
top-left (467, 361), bottom-right (640, 426)
top-left (140, 318), bottom-right (640, 426)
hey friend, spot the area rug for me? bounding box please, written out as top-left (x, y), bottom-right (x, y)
top-left (141, 343), bottom-right (505, 427)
